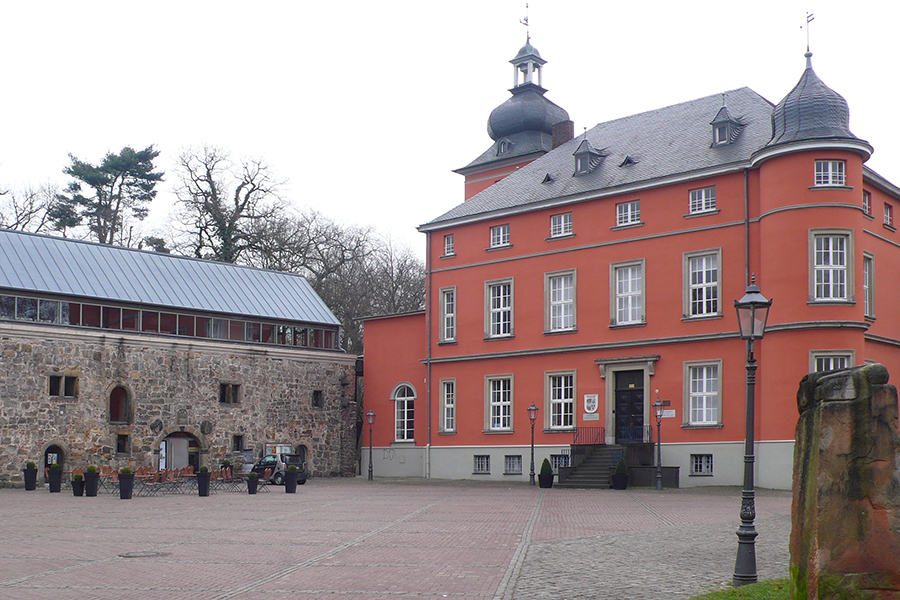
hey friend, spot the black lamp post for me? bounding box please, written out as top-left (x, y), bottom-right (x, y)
top-left (732, 276), bottom-right (772, 587)
top-left (528, 403), bottom-right (538, 486)
top-left (366, 409), bottom-right (375, 482)
top-left (652, 393), bottom-right (669, 491)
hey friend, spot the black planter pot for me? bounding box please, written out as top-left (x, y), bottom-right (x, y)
top-left (610, 474), bottom-right (628, 490)
top-left (48, 468), bottom-right (62, 493)
top-left (197, 471), bottom-right (210, 497)
top-left (247, 477), bottom-right (258, 495)
top-left (538, 473), bottom-right (554, 489)
top-left (72, 479), bottom-right (85, 497)
top-left (23, 468), bottom-right (37, 491)
top-left (119, 473), bottom-right (134, 500)
top-left (284, 470), bottom-right (298, 493)
top-left (84, 471), bottom-right (100, 497)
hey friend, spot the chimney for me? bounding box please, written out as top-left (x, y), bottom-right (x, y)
top-left (552, 120), bottom-right (575, 149)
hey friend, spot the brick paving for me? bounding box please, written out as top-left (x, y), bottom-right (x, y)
top-left (0, 479), bottom-right (791, 600)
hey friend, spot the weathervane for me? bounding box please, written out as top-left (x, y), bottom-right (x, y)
top-left (520, 3), bottom-right (530, 43)
top-left (802, 12), bottom-right (814, 52)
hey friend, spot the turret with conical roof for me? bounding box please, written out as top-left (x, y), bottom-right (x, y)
top-left (455, 37), bottom-right (572, 200)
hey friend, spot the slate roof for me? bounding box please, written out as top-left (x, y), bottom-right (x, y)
top-left (0, 229), bottom-right (340, 326)
top-left (423, 87), bottom-right (775, 229)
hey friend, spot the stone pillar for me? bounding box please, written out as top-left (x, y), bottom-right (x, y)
top-left (792, 363), bottom-right (900, 599)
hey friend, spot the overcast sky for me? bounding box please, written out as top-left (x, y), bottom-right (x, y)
top-left (1, 1), bottom-right (897, 257)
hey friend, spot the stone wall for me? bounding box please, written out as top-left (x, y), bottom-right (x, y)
top-left (0, 322), bottom-right (358, 486)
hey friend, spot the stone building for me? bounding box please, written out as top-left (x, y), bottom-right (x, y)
top-left (0, 228), bottom-right (358, 485)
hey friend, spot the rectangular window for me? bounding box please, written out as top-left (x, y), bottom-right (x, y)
top-left (440, 379), bottom-right (456, 432)
top-left (547, 372), bottom-right (575, 429)
top-left (232, 434), bottom-right (244, 452)
top-left (474, 455), bottom-right (491, 474)
top-left (0, 295), bottom-right (13, 320)
top-left (159, 312), bottom-right (178, 334)
top-left (487, 376), bottom-right (513, 431)
top-left (812, 231), bottom-right (851, 301)
top-left (689, 186), bottom-right (716, 214)
top-left (616, 200), bottom-right (641, 226)
top-left (863, 253), bottom-right (875, 318)
top-left (813, 352), bottom-right (853, 372)
top-left (885, 203), bottom-right (894, 227)
top-left (691, 454), bottom-right (713, 476)
top-left (545, 271), bottom-right (575, 331)
top-left (686, 362), bottom-right (720, 426)
top-left (311, 390), bottom-right (324, 408)
top-left (550, 213), bottom-right (573, 237)
top-left (490, 224), bottom-right (510, 248)
top-left (16, 297), bottom-right (37, 321)
top-left (38, 300), bottom-right (60, 323)
top-left (714, 124), bottom-right (729, 145)
top-left (504, 455), bottom-right (523, 475)
top-left (486, 280), bottom-right (513, 338)
top-left (550, 454), bottom-right (570, 473)
top-left (444, 234), bottom-right (455, 256)
top-left (815, 160), bottom-right (846, 186)
top-left (116, 434), bottom-right (130, 454)
top-left (611, 261), bottom-right (644, 326)
top-left (685, 251), bottom-right (720, 317)
top-left (49, 375), bottom-right (77, 398)
top-left (142, 310), bottom-right (160, 333)
top-left (219, 383), bottom-right (240, 404)
top-left (863, 190), bottom-right (872, 216)
top-left (440, 287), bottom-right (456, 342)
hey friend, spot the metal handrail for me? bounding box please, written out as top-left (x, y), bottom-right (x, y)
top-left (573, 426), bottom-right (605, 445)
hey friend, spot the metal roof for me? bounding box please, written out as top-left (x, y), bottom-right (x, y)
top-left (0, 229), bottom-right (340, 326)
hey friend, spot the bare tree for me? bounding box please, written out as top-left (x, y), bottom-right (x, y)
top-left (0, 183), bottom-right (60, 233)
top-left (175, 146), bottom-right (282, 264)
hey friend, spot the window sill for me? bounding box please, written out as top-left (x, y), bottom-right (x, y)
top-left (483, 429), bottom-right (514, 434)
top-left (543, 328), bottom-right (577, 335)
top-left (437, 340), bottom-right (457, 346)
top-left (865, 315), bottom-right (876, 322)
top-left (682, 313), bottom-right (722, 322)
top-left (438, 430), bottom-right (456, 435)
top-left (863, 212), bottom-right (874, 220)
top-left (884, 223), bottom-right (896, 232)
top-left (485, 244), bottom-right (513, 252)
top-left (807, 300), bottom-right (856, 306)
top-left (546, 233), bottom-right (575, 242)
top-left (543, 428), bottom-right (575, 434)
top-left (611, 221), bottom-right (644, 231)
top-left (683, 209), bottom-right (720, 219)
top-left (689, 473), bottom-right (715, 477)
top-left (440, 253), bottom-right (456, 260)
top-left (609, 322), bottom-right (646, 330)
top-left (390, 440), bottom-right (416, 446)
top-left (472, 472), bottom-right (491, 475)
top-left (484, 334), bottom-right (515, 341)
top-left (809, 185), bottom-right (853, 191)
top-left (682, 423), bottom-right (724, 430)
top-left (503, 472), bottom-right (524, 476)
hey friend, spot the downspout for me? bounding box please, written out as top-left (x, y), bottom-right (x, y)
top-left (744, 168), bottom-right (750, 286)
top-left (425, 232), bottom-right (432, 479)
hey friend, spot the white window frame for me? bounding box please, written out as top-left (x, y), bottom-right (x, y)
top-left (810, 351), bottom-right (855, 373)
top-left (443, 234), bottom-right (455, 256)
top-left (546, 371), bottom-right (575, 430)
top-left (490, 224), bottom-right (510, 248)
top-left (809, 229), bottom-right (854, 302)
top-left (885, 203), bottom-right (894, 228)
top-left (504, 455), bottom-right (523, 475)
top-left (544, 270), bottom-right (576, 332)
top-left (485, 375), bottom-right (513, 432)
top-left (814, 160), bottom-right (846, 186)
top-left (391, 383), bottom-right (416, 442)
top-left (690, 454), bottom-right (714, 476)
top-left (714, 124), bottom-right (729, 145)
top-left (863, 253), bottom-right (875, 319)
top-left (683, 249), bottom-right (721, 318)
top-left (684, 360), bottom-right (721, 427)
top-left (550, 212), bottom-right (573, 237)
top-left (863, 190), bottom-right (872, 216)
top-left (616, 200), bottom-right (641, 226)
top-left (439, 287), bottom-right (456, 342)
top-left (689, 186), bottom-right (716, 214)
top-left (474, 455), bottom-right (491, 474)
top-left (610, 259), bottom-right (645, 326)
top-left (485, 278), bottom-right (514, 338)
top-left (440, 379), bottom-right (456, 433)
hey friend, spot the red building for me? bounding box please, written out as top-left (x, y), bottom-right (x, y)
top-left (363, 42), bottom-right (900, 489)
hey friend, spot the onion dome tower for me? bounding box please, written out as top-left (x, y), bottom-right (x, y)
top-left (454, 37), bottom-right (572, 199)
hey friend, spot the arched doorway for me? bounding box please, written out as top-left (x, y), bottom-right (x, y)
top-left (294, 444), bottom-right (308, 469)
top-left (109, 386), bottom-right (130, 424)
top-left (159, 432), bottom-right (200, 471)
top-left (44, 445), bottom-right (64, 483)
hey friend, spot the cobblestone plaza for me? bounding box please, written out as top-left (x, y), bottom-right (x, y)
top-left (0, 478), bottom-right (791, 599)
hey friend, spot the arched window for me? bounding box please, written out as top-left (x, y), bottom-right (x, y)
top-left (109, 386), bottom-right (130, 424)
top-left (391, 384), bottom-right (416, 442)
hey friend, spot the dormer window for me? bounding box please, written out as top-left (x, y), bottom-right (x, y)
top-left (710, 105), bottom-right (743, 146)
top-left (573, 139), bottom-right (604, 176)
top-left (497, 139), bottom-right (512, 155)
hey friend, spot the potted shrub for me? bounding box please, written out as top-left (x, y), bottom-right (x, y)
top-left (611, 456), bottom-right (628, 490)
top-left (48, 463), bottom-right (63, 493)
top-left (247, 471), bottom-right (258, 495)
top-left (538, 458), bottom-right (554, 489)
top-left (284, 464), bottom-right (299, 494)
top-left (72, 473), bottom-right (85, 497)
top-left (84, 465), bottom-right (100, 497)
top-left (119, 467), bottom-right (134, 500)
top-left (23, 461), bottom-right (37, 491)
top-left (197, 466), bottom-right (210, 497)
